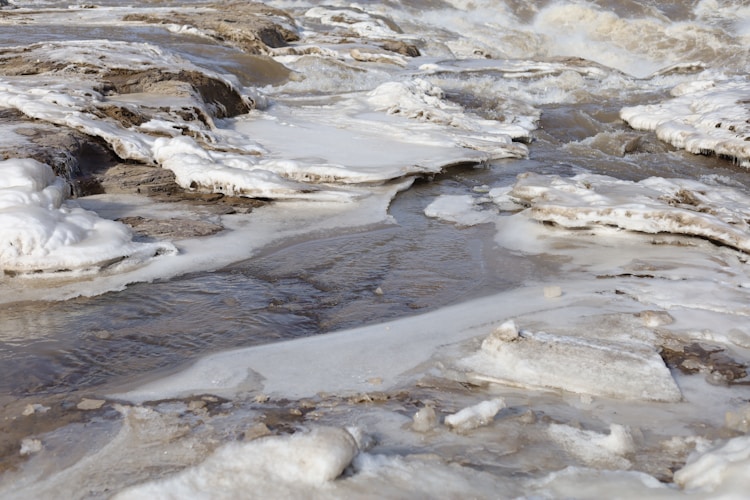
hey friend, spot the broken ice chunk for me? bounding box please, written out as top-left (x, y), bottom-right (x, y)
top-left (459, 325), bottom-right (682, 402)
top-left (444, 398), bottom-right (505, 433)
top-left (548, 423), bottom-right (634, 469)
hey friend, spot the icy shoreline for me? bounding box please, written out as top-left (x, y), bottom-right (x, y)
top-left (5, 276), bottom-right (750, 498)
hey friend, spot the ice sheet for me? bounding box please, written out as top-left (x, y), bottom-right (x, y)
top-left (0, 36), bottom-right (535, 285)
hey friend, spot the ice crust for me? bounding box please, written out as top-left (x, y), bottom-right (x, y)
top-left (621, 79), bottom-right (750, 167)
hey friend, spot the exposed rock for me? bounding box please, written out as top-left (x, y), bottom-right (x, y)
top-left (661, 343), bottom-right (748, 385)
top-left (77, 398), bottom-right (106, 411)
top-left (122, 2), bottom-right (299, 55)
top-left (95, 163), bottom-right (265, 210)
top-left (381, 40), bottom-right (421, 57)
top-left (100, 69), bottom-right (252, 118)
top-left (117, 216), bottom-right (224, 240)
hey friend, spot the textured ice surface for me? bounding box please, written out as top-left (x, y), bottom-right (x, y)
top-left (458, 320), bottom-right (681, 401)
top-left (503, 172), bottom-right (750, 254)
top-left (115, 427), bottom-right (360, 499)
top-left (621, 79), bottom-right (750, 166)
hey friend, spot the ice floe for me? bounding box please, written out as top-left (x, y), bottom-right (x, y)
top-left (500, 172), bottom-right (750, 254)
top-left (424, 194), bottom-right (495, 226)
top-left (621, 79), bottom-right (750, 167)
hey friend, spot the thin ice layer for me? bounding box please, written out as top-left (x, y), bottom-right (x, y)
top-left (458, 321), bottom-right (681, 402)
top-left (621, 79), bottom-right (750, 166)
top-left (505, 172), bottom-right (750, 254)
top-left (0, 158), bottom-right (175, 274)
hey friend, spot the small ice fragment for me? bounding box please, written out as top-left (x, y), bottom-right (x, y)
top-left (543, 286), bottom-right (562, 298)
top-left (22, 403), bottom-right (50, 416)
top-left (412, 406), bottom-right (437, 433)
top-left (548, 423), bottom-right (634, 469)
top-left (20, 438), bottom-right (42, 456)
top-left (77, 398), bottom-right (106, 410)
top-left (487, 320), bottom-right (519, 343)
top-left (638, 310), bottom-right (674, 327)
top-left (725, 405), bottom-right (750, 433)
top-left (444, 398), bottom-right (505, 433)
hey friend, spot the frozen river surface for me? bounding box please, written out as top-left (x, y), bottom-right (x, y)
top-left (2, 0), bottom-right (750, 498)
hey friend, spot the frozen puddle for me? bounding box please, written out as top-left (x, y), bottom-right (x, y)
top-left (458, 320), bottom-right (682, 402)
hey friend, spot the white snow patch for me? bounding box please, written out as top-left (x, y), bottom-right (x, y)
top-left (673, 435), bottom-right (750, 494)
top-left (0, 158), bottom-right (175, 275)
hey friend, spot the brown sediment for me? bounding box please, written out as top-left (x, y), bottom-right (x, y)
top-left (0, 393), bottom-right (113, 474)
top-left (660, 343), bottom-right (749, 384)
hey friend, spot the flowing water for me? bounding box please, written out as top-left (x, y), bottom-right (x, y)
top-left (2, 0), bottom-right (750, 497)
